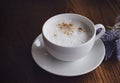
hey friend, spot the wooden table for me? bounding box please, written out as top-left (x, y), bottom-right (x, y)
top-left (1, 0), bottom-right (120, 83)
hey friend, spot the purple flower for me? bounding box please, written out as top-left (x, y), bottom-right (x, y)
top-left (116, 39), bottom-right (120, 61)
top-left (101, 29), bottom-right (120, 42)
top-left (100, 28), bottom-right (120, 61)
top-left (103, 41), bottom-right (116, 61)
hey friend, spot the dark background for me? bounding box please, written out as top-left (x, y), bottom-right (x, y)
top-left (1, 0), bottom-right (66, 83)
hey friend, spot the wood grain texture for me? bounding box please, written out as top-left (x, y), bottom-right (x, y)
top-left (1, 0), bottom-right (120, 83)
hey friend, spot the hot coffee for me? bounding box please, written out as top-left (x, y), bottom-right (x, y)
top-left (44, 19), bottom-right (92, 47)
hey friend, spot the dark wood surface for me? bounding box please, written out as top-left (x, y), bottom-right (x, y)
top-left (1, 0), bottom-right (120, 83)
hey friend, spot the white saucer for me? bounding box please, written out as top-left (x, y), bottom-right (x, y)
top-left (31, 34), bottom-right (105, 77)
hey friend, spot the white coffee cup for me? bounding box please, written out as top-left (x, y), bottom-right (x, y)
top-left (42, 13), bottom-right (105, 61)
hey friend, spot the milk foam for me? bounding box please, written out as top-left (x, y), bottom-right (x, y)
top-left (44, 19), bottom-right (92, 47)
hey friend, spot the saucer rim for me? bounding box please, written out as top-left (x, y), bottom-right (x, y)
top-left (31, 34), bottom-right (105, 77)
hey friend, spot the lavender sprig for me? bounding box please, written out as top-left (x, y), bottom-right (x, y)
top-left (103, 41), bottom-right (116, 61)
top-left (101, 29), bottom-right (119, 42)
top-left (116, 39), bottom-right (120, 61)
top-left (98, 25), bottom-right (120, 61)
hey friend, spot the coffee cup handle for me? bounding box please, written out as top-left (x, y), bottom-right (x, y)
top-left (95, 24), bottom-right (106, 41)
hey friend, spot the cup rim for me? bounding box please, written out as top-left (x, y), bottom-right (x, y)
top-left (42, 13), bottom-right (96, 48)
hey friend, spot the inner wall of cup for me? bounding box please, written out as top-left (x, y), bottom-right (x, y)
top-left (43, 14), bottom-right (95, 45)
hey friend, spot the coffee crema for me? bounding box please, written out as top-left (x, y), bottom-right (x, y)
top-left (44, 20), bottom-right (92, 47)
